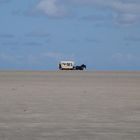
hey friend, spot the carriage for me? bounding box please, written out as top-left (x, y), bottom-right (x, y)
top-left (59, 61), bottom-right (86, 70)
top-left (59, 61), bottom-right (75, 70)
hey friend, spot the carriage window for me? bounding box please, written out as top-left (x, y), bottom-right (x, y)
top-left (61, 62), bottom-right (73, 66)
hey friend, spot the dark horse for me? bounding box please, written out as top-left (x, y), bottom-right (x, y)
top-left (75, 64), bottom-right (86, 70)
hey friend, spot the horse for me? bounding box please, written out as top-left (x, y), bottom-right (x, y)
top-left (75, 64), bottom-right (86, 70)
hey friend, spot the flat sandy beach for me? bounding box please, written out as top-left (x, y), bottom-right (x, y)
top-left (0, 71), bottom-right (140, 140)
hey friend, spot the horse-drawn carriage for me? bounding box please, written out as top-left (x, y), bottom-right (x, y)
top-left (59, 61), bottom-right (86, 70)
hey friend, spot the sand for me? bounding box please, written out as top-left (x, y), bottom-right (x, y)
top-left (0, 71), bottom-right (140, 140)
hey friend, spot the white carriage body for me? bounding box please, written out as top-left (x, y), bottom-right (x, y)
top-left (59, 61), bottom-right (75, 70)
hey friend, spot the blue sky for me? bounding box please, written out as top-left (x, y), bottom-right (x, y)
top-left (0, 0), bottom-right (140, 70)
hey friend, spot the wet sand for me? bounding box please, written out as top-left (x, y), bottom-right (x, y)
top-left (0, 71), bottom-right (140, 140)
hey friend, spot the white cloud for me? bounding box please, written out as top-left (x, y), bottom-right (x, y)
top-left (36, 0), bottom-right (66, 17)
top-left (0, 51), bottom-right (75, 69)
top-left (0, 53), bottom-right (19, 63)
top-left (19, 52), bottom-right (75, 65)
top-left (0, 0), bottom-right (10, 3)
top-left (116, 13), bottom-right (139, 25)
top-left (41, 52), bottom-right (75, 61)
top-left (112, 52), bottom-right (140, 66)
top-left (124, 36), bottom-right (140, 42)
top-left (26, 31), bottom-right (50, 38)
top-left (0, 53), bottom-right (12, 61)
top-left (36, 0), bottom-right (140, 24)
top-left (0, 33), bottom-right (14, 38)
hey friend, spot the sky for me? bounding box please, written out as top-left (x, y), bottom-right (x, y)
top-left (0, 0), bottom-right (140, 70)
